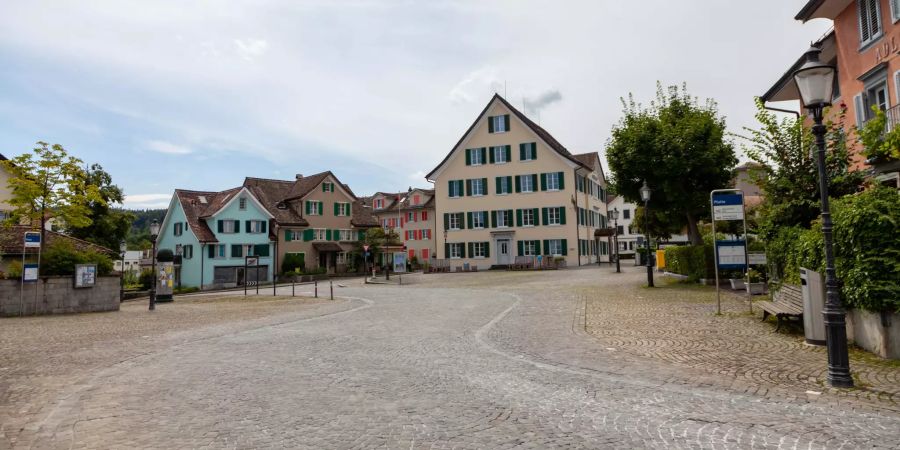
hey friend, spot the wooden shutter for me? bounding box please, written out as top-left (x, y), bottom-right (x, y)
top-left (448, 180), bottom-right (455, 197)
top-left (318, 201), bottom-right (324, 215)
top-left (489, 146), bottom-right (495, 163)
top-left (530, 143), bottom-right (537, 160)
top-left (853, 94), bottom-right (865, 126)
top-left (532, 208), bottom-right (539, 225)
top-left (208, 245), bottom-right (215, 258)
top-left (517, 240), bottom-right (524, 256)
top-left (325, 229), bottom-right (332, 241)
top-left (467, 242), bottom-right (474, 258)
top-left (491, 210), bottom-right (497, 228)
top-left (467, 212), bottom-right (473, 229)
top-left (285, 229), bottom-right (293, 242)
top-left (516, 209), bottom-right (522, 227)
top-left (231, 244), bottom-right (242, 258)
top-left (466, 179), bottom-right (472, 196)
top-left (334, 202), bottom-right (339, 215)
top-left (540, 173), bottom-right (547, 191)
top-left (495, 177), bottom-right (501, 194)
top-left (504, 145), bottom-right (511, 162)
top-left (542, 240), bottom-right (550, 255)
top-left (255, 244), bottom-right (270, 257)
top-left (481, 178), bottom-right (487, 195)
top-left (443, 213), bottom-right (450, 230)
top-left (305, 201), bottom-right (311, 215)
top-left (217, 220), bottom-right (223, 233)
top-left (233, 220), bottom-right (240, 233)
top-left (503, 114), bottom-right (510, 131)
top-left (245, 220), bottom-right (251, 232)
top-left (445, 243), bottom-right (450, 258)
top-left (261, 221), bottom-right (267, 233)
top-left (557, 172), bottom-right (565, 190)
top-left (506, 176), bottom-right (512, 194)
top-left (514, 175), bottom-right (521, 193)
top-left (559, 207), bottom-right (566, 225)
top-left (488, 116), bottom-right (495, 133)
top-left (484, 241), bottom-right (490, 258)
top-left (561, 239), bottom-right (568, 255)
top-left (532, 174), bottom-right (538, 190)
top-left (541, 207), bottom-right (549, 226)
top-left (465, 148), bottom-right (472, 166)
top-left (519, 143), bottom-right (526, 160)
top-left (303, 229), bottom-right (314, 241)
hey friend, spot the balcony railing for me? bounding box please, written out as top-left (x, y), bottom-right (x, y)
top-left (884, 104), bottom-right (900, 132)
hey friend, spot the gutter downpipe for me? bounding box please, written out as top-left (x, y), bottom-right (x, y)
top-left (574, 167), bottom-right (581, 267)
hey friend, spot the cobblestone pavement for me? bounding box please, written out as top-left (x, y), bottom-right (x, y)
top-left (2, 268), bottom-right (900, 448)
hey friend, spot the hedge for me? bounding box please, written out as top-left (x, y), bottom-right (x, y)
top-left (664, 244), bottom-right (715, 282)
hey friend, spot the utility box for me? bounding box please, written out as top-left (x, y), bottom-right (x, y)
top-left (800, 267), bottom-right (826, 345)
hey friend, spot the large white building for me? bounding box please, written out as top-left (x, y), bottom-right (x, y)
top-left (606, 195), bottom-right (688, 259)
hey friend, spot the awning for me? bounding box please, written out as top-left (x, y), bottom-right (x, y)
top-left (313, 242), bottom-right (344, 252)
top-left (594, 228), bottom-right (615, 237)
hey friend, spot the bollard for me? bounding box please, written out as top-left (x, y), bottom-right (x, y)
top-left (292, 279), bottom-right (295, 297)
top-left (273, 275), bottom-right (277, 297)
top-left (315, 280), bottom-right (318, 298)
top-left (330, 281), bottom-right (333, 300)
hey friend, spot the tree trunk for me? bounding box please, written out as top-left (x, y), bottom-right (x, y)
top-left (685, 211), bottom-right (702, 245)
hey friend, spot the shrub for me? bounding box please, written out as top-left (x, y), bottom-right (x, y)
top-left (41, 240), bottom-right (113, 276)
top-left (281, 253), bottom-right (305, 274)
top-left (138, 268), bottom-right (154, 290)
top-left (664, 244), bottom-right (714, 282)
top-left (6, 260), bottom-right (23, 279)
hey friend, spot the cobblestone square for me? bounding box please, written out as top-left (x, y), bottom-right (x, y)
top-left (2, 268), bottom-right (899, 448)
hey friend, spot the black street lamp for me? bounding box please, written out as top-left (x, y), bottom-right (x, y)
top-left (149, 219), bottom-right (160, 311)
top-left (610, 207), bottom-right (621, 273)
top-left (793, 45), bottom-right (853, 388)
top-left (119, 240), bottom-right (127, 302)
top-left (640, 181), bottom-right (653, 287)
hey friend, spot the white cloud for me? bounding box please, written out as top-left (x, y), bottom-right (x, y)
top-left (448, 66), bottom-right (503, 104)
top-left (408, 170), bottom-right (426, 181)
top-left (123, 193), bottom-right (171, 209)
top-left (145, 140), bottom-right (192, 155)
top-left (233, 38), bottom-right (268, 61)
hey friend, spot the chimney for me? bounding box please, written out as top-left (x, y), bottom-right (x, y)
top-left (295, 174), bottom-right (303, 180)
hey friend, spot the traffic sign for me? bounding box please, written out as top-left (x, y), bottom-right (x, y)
top-left (24, 232), bottom-right (41, 248)
top-left (712, 193), bottom-right (744, 221)
top-left (363, 245), bottom-right (370, 252)
top-left (245, 256), bottom-right (259, 266)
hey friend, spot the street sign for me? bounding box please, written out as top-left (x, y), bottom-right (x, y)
top-left (712, 193), bottom-right (744, 221)
top-left (715, 241), bottom-right (747, 269)
top-left (245, 256), bottom-right (259, 267)
top-left (23, 264), bottom-right (39, 282)
top-left (363, 245), bottom-right (370, 252)
top-left (748, 252), bottom-right (767, 265)
top-left (24, 232), bottom-right (41, 248)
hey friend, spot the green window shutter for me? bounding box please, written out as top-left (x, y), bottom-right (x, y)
top-left (516, 209), bottom-right (522, 227)
top-left (326, 229), bottom-right (332, 241)
top-left (217, 220), bottom-right (223, 233)
top-left (467, 242), bottom-right (473, 258)
top-left (514, 175), bottom-right (521, 193)
top-left (560, 207), bottom-right (567, 225)
top-left (245, 220), bottom-right (251, 232)
top-left (443, 213), bottom-right (449, 230)
top-left (346, 203), bottom-right (352, 216)
top-left (445, 243), bottom-right (450, 258)
top-left (504, 145), bottom-right (511, 161)
top-left (558, 172), bottom-right (565, 190)
top-left (318, 201), bottom-right (324, 214)
top-left (466, 179), bottom-right (472, 196)
top-left (334, 229), bottom-right (341, 241)
top-left (542, 207), bottom-right (549, 226)
top-left (540, 173), bottom-right (547, 191)
top-left (481, 178), bottom-right (487, 195)
top-left (261, 221), bottom-right (267, 233)
top-left (506, 176), bottom-right (512, 193)
top-left (234, 220), bottom-right (241, 233)
top-left (448, 180), bottom-right (454, 197)
top-left (304, 229), bottom-right (314, 241)
top-left (517, 240), bottom-right (524, 256)
top-left (285, 230), bottom-right (293, 242)
top-left (542, 240), bottom-right (549, 255)
top-left (255, 244), bottom-right (270, 257)
top-left (488, 116), bottom-right (495, 133)
top-left (503, 114), bottom-right (510, 130)
top-left (532, 208), bottom-right (539, 225)
top-left (490, 210), bottom-right (497, 228)
top-left (465, 148), bottom-right (471, 166)
top-left (531, 143), bottom-right (537, 160)
top-left (481, 148), bottom-right (487, 163)
top-left (484, 241), bottom-right (490, 258)
top-left (520, 143), bottom-right (527, 160)
top-left (460, 242), bottom-right (466, 258)
top-left (305, 201), bottom-right (311, 215)
top-left (489, 146), bottom-right (495, 164)
top-left (358, 230), bottom-right (366, 240)
top-left (507, 210), bottom-right (513, 225)
top-left (208, 245), bottom-right (215, 258)
top-left (561, 239), bottom-right (568, 255)
top-left (334, 202), bottom-right (339, 216)
top-left (467, 212), bottom-right (473, 229)
top-left (232, 244), bottom-right (242, 258)
top-left (495, 176), bottom-right (501, 194)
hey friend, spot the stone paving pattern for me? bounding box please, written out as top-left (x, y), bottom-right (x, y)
top-left (1, 268), bottom-right (898, 448)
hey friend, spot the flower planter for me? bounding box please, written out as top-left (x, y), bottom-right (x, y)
top-left (729, 279), bottom-right (746, 290)
top-left (746, 282), bottom-right (766, 295)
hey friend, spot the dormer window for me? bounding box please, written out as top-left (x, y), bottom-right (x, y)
top-left (239, 198), bottom-right (247, 210)
top-left (488, 114), bottom-right (510, 133)
top-left (276, 202), bottom-right (287, 210)
top-left (375, 198), bottom-right (384, 209)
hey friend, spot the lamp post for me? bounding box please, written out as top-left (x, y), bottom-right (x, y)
top-left (610, 208), bottom-right (620, 273)
top-left (119, 240), bottom-right (127, 302)
top-left (149, 219), bottom-right (160, 311)
top-left (793, 45), bottom-right (853, 388)
top-left (640, 181), bottom-right (653, 287)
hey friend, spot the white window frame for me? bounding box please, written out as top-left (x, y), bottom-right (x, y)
top-left (859, 0), bottom-right (883, 48)
top-left (470, 148), bottom-right (484, 166)
top-left (449, 243), bottom-right (463, 259)
top-left (521, 143), bottom-right (536, 161)
top-left (449, 213), bottom-right (461, 230)
top-left (449, 180), bottom-right (463, 198)
top-left (375, 198), bottom-right (383, 209)
top-left (472, 211), bottom-right (485, 229)
top-left (492, 146), bottom-right (507, 163)
top-left (239, 198), bottom-right (247, 210)
top-left (248, 220), bottom-right (264, 234)
top-left (496, 210), bottom-right (509, 228)
top-left (423, 229), bottom-right (431, 240)
top-left (336, 252), bottom-right (346, 264)
top-left (497, 176), bottom-right (510, 195)
top-left (473, 242), bottom-right (487, 258)
top-left (548, 239), bottom-right (563, 256)
top-left (548, 208), bottom-right (561, 225)
top-left (892, 0), bottom-right (900, 22)
top-left (492, 115), bottom-right (507, 133)
top-left (313, 228), bottom-right (326, 241)
top-left (471, 178), bottom-right (485, 196)
top-left (221, 220), bottom-right (236, 233)
top-left (520, 175), bottom-right (534, 193)
top-left (308, 201), bottom-right (321, 216)
top-left (546, 172), bottom-right (560, 191)
top-left (522, 240), bottom-right (537, 256)
top-left (522, 209), bottom-right (535, 227)
top-left (213, 244), bottom-right (226, 259)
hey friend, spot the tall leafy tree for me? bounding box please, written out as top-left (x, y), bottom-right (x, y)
top-left (68, 164), bottom-right (134, 250)
top-left (1, 142), bottom-right (102, 244)
top-left (607, 84), bottom-right (737, 245)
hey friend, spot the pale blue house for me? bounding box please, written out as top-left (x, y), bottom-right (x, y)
top-left (157, 187), bottom-right (275, 289)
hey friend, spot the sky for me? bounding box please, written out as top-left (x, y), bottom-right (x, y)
top-left (0, 1), bottom-right (831, 209)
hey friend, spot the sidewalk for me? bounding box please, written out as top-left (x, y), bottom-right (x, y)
top-left (581, 275), bottom-right (900, 406)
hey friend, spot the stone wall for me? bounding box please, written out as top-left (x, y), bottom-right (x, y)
top-left (0, 276), bottom-right (120, 316)
top-left (846, 309), bottom-right (900, 360)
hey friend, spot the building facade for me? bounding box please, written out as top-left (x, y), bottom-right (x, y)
top-left (605, 195), bottom-right (690, 260)
top-left (426, 94), bottom-right (610, 270)
top-left (762, 0), bottom-right (900, 186)
top-left (367, 188), bottom-right (437, 264)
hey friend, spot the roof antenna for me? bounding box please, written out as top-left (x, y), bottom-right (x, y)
top-left (504, 80), bottom-right (507, 98)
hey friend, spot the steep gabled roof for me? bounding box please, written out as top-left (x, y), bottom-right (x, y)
top-left (426, 94), bottom-right (590, 180)
top-left (243, 177), bottom-right (308, 226)
top-left (174, 190), bottom-right (221, 242)
top-left (282, 171), bottom-right (358, 202)
top-left (0, 225), bottom-right (117, 255)
top-left (350, 199), bottom-right (378, 227)
top-left (571, 151), bottom-right (608, 182)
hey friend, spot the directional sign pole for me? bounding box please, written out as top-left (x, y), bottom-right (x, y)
top-left (244, 256), bottom-right (248, 297)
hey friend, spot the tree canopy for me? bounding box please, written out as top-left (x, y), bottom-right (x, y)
top-left (67, 164), bottom-right (134, 250)
top-left (606, 84), bottom-right (737, 245)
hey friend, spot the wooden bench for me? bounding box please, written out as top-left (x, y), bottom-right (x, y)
top-left (511, 256), bottom-right (533, 270)
top-left (758, 284), bottom-right (803, 331)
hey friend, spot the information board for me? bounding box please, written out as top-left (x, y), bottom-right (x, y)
top-left (392, 252), bottom-right (407, 273)
top-left (74, 264), bottom-right (97, 288)
top-left (748, 252), bottom-right (767, 265)
top-left (24, 231), bottom-right (41, 248)
top-left (712, 194), bottom-right (744, 221)
top-left (715, 241), bottom-right (747, 269)
top-left (23, 263), bottom-right (39, 282)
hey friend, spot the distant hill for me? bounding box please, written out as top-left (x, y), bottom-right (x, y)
top-left (117, 208), bottom-right (167, 250)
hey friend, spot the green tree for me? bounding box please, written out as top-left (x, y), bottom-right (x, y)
top-left (740, 98), bottom-right (864, 239)
top-left (1, 142), bottom-right (102, 244)
top-left (607, 84), bottom-right (737, 245)
top-left (68, 164), bottom-right (134, 250)
top-left (630, 205), bottom-right (684, 240)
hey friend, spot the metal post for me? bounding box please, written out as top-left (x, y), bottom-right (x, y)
top-left (244, 257), bottom-right (248, 297)
top-left (330, 281), bottom-right (333, 300)
top-left (614, 217), bottom-right (621, 273)
top-left (149, 243), bottom-right (157, 311)
top-left (256, 263), bottom-right (259, 295)
top-left (120, 253), bottom-right (126, 302)
top-left (315, 280), bottom-right (318, 298)
top-left (291, 279), bottom-right (295, 297)
top-left (273, 273), bottom-right (276, 297)
top-left (644, 199), bottom-right (653, 287)
top-left (711, 194), bottom-right (721, 315)
top-left (811, 107), bottom-right (853, 388)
